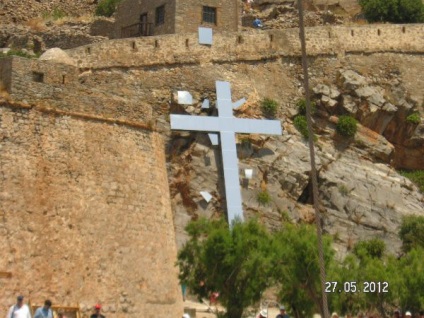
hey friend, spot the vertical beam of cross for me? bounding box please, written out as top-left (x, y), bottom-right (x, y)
top-left (170, 81), bottom-right (282, 226)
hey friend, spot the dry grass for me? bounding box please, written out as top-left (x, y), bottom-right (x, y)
top-left (25, 18), bottom-right (47, 32)
top-left (53, 14), bottom-right (96, 26)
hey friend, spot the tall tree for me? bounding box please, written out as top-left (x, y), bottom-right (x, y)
top-left (177, 218), bottom-right (274, 318)
top-left (399, 215), bottom-right (424, 253)
top-left (272, 224), bottom-right (334, 318)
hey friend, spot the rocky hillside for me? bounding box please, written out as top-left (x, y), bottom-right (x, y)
top-left (0, 0), bottom-right (97, 23)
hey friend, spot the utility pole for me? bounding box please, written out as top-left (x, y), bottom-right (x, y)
top-left (297, 1), bottom-right (330, 318)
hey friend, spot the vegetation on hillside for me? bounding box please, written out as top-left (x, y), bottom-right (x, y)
top-left (261, 98), bottom-right (278, 118)
top-left (0, 49), bottom-right (38, 59)
top-left (95, 0), bottom-right (123, 17)
top-left (178, 216), bottom-right (424, 318)
top-left (294, 115), bottom-right (309, 139)
top-left (406, 112), bottom-right (421, 124)
top-left (359, 0), bottom-right (424, 23)
top-left (336, 115), bottom-right (358, 137)
top-left (400, 170), bottom-right (424, 193)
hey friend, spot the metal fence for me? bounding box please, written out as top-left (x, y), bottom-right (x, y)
top-left (121, 22), bottom-right (153, 38)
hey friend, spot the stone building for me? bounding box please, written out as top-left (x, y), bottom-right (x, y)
top-left (115, 0), bottom-right (241, 38)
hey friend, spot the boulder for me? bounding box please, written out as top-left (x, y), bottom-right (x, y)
top-left (39, 47), bottom-right (76, 66)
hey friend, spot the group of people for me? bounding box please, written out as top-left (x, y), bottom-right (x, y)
top-left (6, 296), bottom-right (105, 318)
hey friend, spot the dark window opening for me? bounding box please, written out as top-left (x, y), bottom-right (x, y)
top-left (155, 5), bottom-right (165, 26)
top-left (62, 75), bottom-right (66, 84)
top-left (32, 72), bottom-right (44, 83)
top-left (203, 6), bottom-right (217, 24)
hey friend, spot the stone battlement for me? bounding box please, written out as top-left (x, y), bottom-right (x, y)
top-left (66, 24), bottom-right (424, 69)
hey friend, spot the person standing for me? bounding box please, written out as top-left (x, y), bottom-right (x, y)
top-left (90, 304), bottom-right (105, 318)
top-left (34, 300), bottom-right (53, 318)
top-left (6, 295), bottom-right (32, 318)
top-left (276, 306), bottom-right (289, 318)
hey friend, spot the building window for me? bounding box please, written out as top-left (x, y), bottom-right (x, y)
top-left (203, 6), bottom-right (217, 24)
top-left (32, 72), bottom-right (44, 83)
top-left (155, 5), bottom-right (165, 26)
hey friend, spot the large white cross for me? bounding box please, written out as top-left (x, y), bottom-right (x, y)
top-left (170, 81), bottom-right (282, 225)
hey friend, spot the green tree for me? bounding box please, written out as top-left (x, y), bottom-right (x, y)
top-left (272, 224), bottom-right (334, 318)
top-left (396, 248), bottom-right (424, 313)
top-left (353, 238), bottom-right (386, 260)
top-left (399, 215), bottom-right (424, 253)
top-left (177, 218), bottom-right (274, 318)
top-left (95, 0), bottom-right (123, 17)
top-left (330, 243), bottom-right (399, 318)
top-left (359, 0), bottom-right (424, 23)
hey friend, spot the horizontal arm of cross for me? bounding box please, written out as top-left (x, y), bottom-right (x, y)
top-left (170, 115), bottom-right (282, 135)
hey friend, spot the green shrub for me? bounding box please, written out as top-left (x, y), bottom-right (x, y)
top-left (95, 0), bottom-right (123, 17)
top-left (406, 112), bottom-right (421, 124)
top-left (0, 50), bottom-right (35, 59)
top-left (353, 238), bottom-right (386, 259)
top-left (261, 98), bottom-right (278, 118)
top-left (399, 170), bottom-right (424, 193)
top-left (41, 8), bottom-right (67, 20)
top-left (294, 115), bottom-right (309, 138)
top-left (359, 0), bottom-right (424, 23)
top-left (296, 99), bottom-right (316, 115)
top-left (336, 115), bottom-right (357, 137)
top-left (257, 190), bottom-right (271, 205)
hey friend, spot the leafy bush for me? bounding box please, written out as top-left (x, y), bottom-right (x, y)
top-left (353, 238), bottom-right (386, 259)
top-left (297, 99), bottom-right (316, 115)
top-left (257, 190), bottom-right (271, 205)
top-left (359, 0), bottom-right (424, 23)
top-left (95, 0), bottom-right (123, 17)
top-left (399, 170), bottom-right (424, 193)
top-left (336, 115), bottom-right (358, 137)
top-left (261, 98), bottom-right (278, 118)
top-left (294, 115), bottom-right (309, 138)
top-left (406, 112), bottom-right (421, 124)
top-left (399, 215), bottom-right (424, 253)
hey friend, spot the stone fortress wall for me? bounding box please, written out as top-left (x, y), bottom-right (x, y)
top-left (0, 99), bottom-right (183, 317)
top-left (66, 24), bottom-right (424, 69)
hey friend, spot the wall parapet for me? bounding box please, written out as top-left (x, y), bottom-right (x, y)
top-left (66, 24), bottom-right (424, 69)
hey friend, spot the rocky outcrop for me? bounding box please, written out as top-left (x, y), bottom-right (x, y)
top-left (0, 0), bottom-right (96, 23)
top-left (39, 48), bottom-right (77, 66)
top-left (0, 23), bottom-right (107, 52)
top-left (313, 69), bottom-right (423, 169)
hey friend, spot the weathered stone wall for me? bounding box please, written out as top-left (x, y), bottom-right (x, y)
top-left (114, 0), bottom-right (176, 38)
top-left (0, 101), bottom-right (183, 318)
top-left (66, 24), bottom-right (424, 69)
top-left (175, 0), bottom-right (240, 34)
top-left (0, 57), bottom-right (152, 123)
